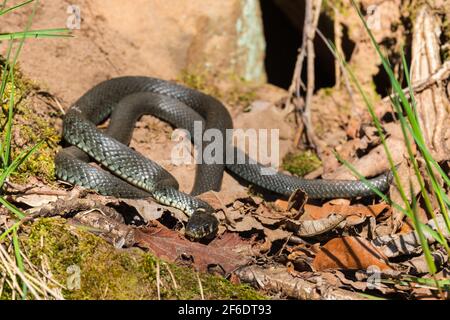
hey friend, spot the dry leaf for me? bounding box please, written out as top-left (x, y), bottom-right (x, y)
top-left (197, 191), bottom-right (225, 210)
top-left (227, 215), bottom-right (265, 232)
top-left (287, 245), bottom-right (316, 272)
top-left (15, 194), bottom-right (59, 207)
top-left (287, 188), bottom-right (308, 215)
top-left (120, 198), bottom-right (187, 222)
top-left (372, 214), bottom-right (450, 258)
top-left (135, 222), bottom-right (253, 273)
top-left (287, 213), bottom-right (346, 237)
top-left (263, 227), bottom-right (292, 242)
top-left (235, 266), bottom-right (368, 300)
top-left (303, 202), bottom-right (390, 221)
top-left (313, 236), bottom-right (392, 271)
top-left (274, 199), bottom-right (289, 211)
top-left (399, 250), bottom-right (448, 274)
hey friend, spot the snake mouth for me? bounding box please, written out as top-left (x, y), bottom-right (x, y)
top-left (185, 210), bottom-right (219, 241)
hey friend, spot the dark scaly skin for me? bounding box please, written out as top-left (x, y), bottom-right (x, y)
top-left (55, 77), bottom-right (393, 240)
top-left (56, 88), bottom-right (221, 240)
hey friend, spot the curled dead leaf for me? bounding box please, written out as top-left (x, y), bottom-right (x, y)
top-left (287, 188), bottom-right (308, 217)
top-left (15, 194), bottom-right (59, 208)
top-left (120, 198), bottom-right (188, 222)
top-left (372, 214), bottom-right (450, 258)
top-left (287, 213), bottom-right (346, 237)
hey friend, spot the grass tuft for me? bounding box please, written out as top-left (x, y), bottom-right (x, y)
top-left (325, 1), bottom-right (450, 287)
top-left (0, 0), bottom-right (70, 300)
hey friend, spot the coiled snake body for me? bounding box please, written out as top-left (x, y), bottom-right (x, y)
top-left (55, 77), bottom-right (392, 240)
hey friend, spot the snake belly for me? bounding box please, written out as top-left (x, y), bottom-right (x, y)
top-left (55, 76), bottom-right (392, 240)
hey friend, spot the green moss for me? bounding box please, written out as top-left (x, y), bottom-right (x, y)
top-left (178, 69), bottom-right (256, 111)
top-left (178, 69), bottom-right (221, 98)
top-left (282, 150), bottom-right (321, 177)
top-left (321, 87), bottom-right (335, 97)
top-left (23, 218), bottom-right (265, 300)
top-left (0, 60), bottom-right (59, 183)
top-left (322, 0), bottom-right (350, 18)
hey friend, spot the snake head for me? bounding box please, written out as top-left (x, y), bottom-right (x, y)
top-left (185, 209), bottom-right (219, 241)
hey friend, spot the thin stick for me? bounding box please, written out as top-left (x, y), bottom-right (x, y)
top-left (196, 272), bottom-right (204, 300)
top-left (22, 251), bottom-right (65, 291)
top-left (302, 0), bottom-right (323, 153)
top-left (164, 263), bottom-right (178, 291)
top-left (0, 245), bottom-right (22, 296)
top-left (5, 181), bottom-right (69, 196)
top-left (285, 3), bottom-right (309, 116)
top-left (333, 6), bottom-right (342, 87)
top-left (0, 244), bottom-right (40, 299)
top-left (382, 60), bottom-right (450, 102)
top-left (286, 0), bottom-right (323, 150)
top-left (156, 260), bottom-right (161, 300)
top-left (51, 96), bottom-right (65, 115)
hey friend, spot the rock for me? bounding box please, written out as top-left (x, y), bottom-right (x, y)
top-left (5, 0), bottom-right (266, 104)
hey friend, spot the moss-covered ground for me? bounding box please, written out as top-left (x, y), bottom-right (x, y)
top-left (178, 68), bottom-right (257, 111)
top-left (0, 61), bottom-right (60, 183)
top-left (21, 218), bottom-right (265, 300)
top-left (282, 150), bottom-right (322, 177)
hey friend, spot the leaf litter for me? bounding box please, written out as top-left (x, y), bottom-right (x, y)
top-left (5, 176), bottom-right (450, 300)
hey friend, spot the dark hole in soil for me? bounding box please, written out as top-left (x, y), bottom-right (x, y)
top-left (259, 0), bottom-right (337, 91)
top-left (314, 11), bottom-right (336, 89)
top-left (342, 24), bottom-right (356, 61)
top-left (259, 0), bottom-right (301, 89)
top-left (372, 37), bottom-right (406, 97)
top-left (373, 64), bottom-right (392, 97)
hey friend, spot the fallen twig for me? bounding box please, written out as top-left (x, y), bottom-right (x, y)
top-left (382, 60), bottom-right (450, 104)
top-left (235, 265), bottom-right (368, 300)
top-left (156, 260), bottom-right (161, 300)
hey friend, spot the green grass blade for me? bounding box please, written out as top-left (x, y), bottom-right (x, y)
top-left (0, 28), bottom-right (71, 41)
top-left (0, 196), bottom-right (25, 219)
top-left (388, 94), bottom-right (447, 246)
top-left (0, 0), bottom-right (33, 16)
top-left (400, 50), bottom-right (450, 240)
top-left (0, 0), bottom-right (70, 300)
top-left (2, 68), bottom-right (15, 166)
top-left (12, 227), bottom-right (28, 299)
top-left (1, 0), bottom-right (38, 168)
top-left (346, 1), bottom-right (448, 274)
top-left (10, 0), bottom-right (39, 67)
top-left (0, 220), bottom-right (21, 241)
top-left (404, 276), bottom-right (450, 287)
top-left (326, 37), bottom-right (412, 214)
top-left (0, 141), bottom-right (43, 187)
top-left (410, 182), bottom-right (437, 274)
top-left (327, 4), bottom-right (447, 249)
top-left (0, 42), bottom-right (14, 166)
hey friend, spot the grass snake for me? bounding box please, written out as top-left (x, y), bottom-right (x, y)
top-left (55, 77), bottom-right (392, 240)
